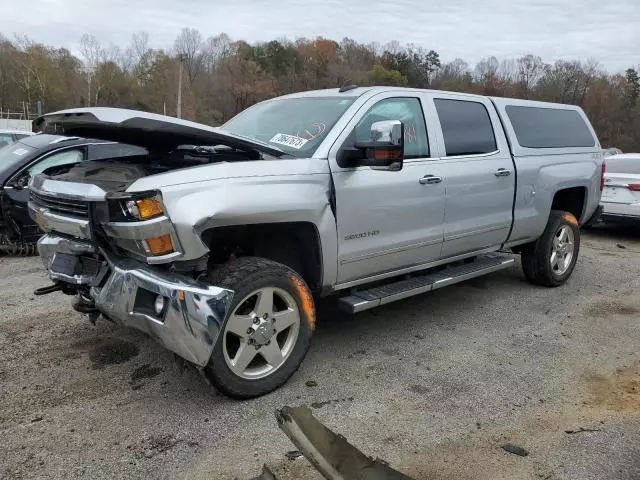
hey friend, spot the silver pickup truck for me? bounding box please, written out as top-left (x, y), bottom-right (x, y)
top-left (29, 86), bottom-right (604, 398)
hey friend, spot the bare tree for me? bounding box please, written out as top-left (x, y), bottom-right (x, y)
top-left (12, 35), bottom-right (48, 109)
top-left (173, 28), bottom-right (204, 82)
top-left (78, 34), bottom-right (123, 106)
top-left (474, 56), bottom-right (499, 82)
top-left (123, 31), bottom-right (154, 83)
top-left (517, 54), bottom-right (545, 93)
top-left (383, 40), bottom-right (402, 55)
top-left (202, 33), bottom-right (232, 72)
top-left (79, 34), bottom-right (101, 106)
top-left (498, 58), bottom-right (518, 82)
top-left (536, 59), bottom-right (601, 104)
top-left (443, 58), bottom-right (469, 78)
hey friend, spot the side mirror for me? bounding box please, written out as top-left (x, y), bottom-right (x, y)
top-left (11, 174), bottom-right (29, 191)
top-left (340, 120), bottom-right (404, 169)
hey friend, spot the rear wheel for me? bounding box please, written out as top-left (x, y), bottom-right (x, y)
top-left (204, 257), bottom-right (315, 398)
top-left (521, 210), bottom-right (580, 287)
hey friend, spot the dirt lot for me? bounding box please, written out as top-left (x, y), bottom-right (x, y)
top-left (1, 226), bottom-right (640, 480)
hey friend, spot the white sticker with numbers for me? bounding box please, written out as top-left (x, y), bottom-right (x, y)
top-left (269, 133), bottom-right (309, 149)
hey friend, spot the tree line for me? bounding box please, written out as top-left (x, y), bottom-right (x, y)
top-left (1, 29), bottom-right (639, 151)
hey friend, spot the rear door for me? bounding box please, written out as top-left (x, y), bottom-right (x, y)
top-left (428, 93), bottom-right (515, 257)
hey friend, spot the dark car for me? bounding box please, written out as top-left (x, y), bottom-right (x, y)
top-left (0, 134), bottom-right (147, 254)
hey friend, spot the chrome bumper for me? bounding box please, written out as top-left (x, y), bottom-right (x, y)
top-left (37, 234), bottom-right (234, 366)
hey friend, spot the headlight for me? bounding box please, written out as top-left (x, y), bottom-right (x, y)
top-left (124, 195), bottom-right (163, 220)
top-left (104, 191), bottom-right (179, 258)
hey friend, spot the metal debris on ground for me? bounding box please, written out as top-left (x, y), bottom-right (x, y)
top-left (502, 443), bottom-right (529, 457)
top-left (284, 450), bottom-right (304, 460)
top-left (251, 464), bottom-right (278, 480)
top-left (564, 427), bottom-right (601, 434)
top-left (275, 406), bottom-right (414, 480)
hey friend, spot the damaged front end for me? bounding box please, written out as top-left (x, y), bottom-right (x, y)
top-left (36, 232), bottom-right (234, 366)
top-left (28, 171), bottom-right (235, 367)
top-left (26, 106), bottom-right (293, 367)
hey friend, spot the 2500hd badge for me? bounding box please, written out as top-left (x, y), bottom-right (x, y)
top-left (344, 230), bottom-right (380, 241)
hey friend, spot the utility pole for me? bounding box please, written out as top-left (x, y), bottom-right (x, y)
top-left (176, 54), bottom-right (187, 119)
top-left (83, 67), bottom-right (93, 107)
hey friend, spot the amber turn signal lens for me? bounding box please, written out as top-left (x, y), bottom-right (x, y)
top-left (136, 196), bottom-right (163, 219)
top-left (374, 148), bottom-right (402, 160)
top-left (145, 234), bottom-right (174, 255)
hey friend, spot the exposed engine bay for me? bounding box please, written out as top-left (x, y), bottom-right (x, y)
top-left (44, 145), bottom-right (263, 191)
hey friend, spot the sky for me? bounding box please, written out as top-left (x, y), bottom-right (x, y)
top-left (2, 0), bottom-right (639, 72)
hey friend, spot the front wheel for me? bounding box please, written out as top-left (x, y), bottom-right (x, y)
top-left (521, 210), bottom-right (581, 287)
top-left (204, 257), bottom-right (315, 398)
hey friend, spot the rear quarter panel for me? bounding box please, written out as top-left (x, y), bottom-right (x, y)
top-left (491, 97), bottom-right (602, 243)
top-left (509, 152), bottom-right (601, 241)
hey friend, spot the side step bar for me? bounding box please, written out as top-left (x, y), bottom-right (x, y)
top-left (338, 253), bottom-right (515, 313)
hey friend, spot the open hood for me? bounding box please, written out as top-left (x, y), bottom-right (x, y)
top-left (33, 107), bottom-right (286, 157)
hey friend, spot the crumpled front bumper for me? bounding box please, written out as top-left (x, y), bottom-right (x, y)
top-left (38, 234), bottom-right (234, 366)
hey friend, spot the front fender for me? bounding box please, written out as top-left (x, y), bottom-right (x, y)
top-left (159, 173), bottom-right (338, 287)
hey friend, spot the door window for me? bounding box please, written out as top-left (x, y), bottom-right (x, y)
top-left (434, 99), bottom-right (497, 156)
top-left (89, 143), bottom-right (148, 161)
top-left (354, 98), bottom-right (429, 159)
top-left (0, 133), bottom-right (13, 149)
top-left (28, 149), bottom-right (84, 176)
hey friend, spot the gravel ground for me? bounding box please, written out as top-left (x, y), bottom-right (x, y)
top-left (1, 225), bottom-right (640, 480)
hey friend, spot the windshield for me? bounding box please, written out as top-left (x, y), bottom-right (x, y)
top-left (0, 142), bottom-right (35, 172)
top-left (222, 97), bottom-right (355, 158)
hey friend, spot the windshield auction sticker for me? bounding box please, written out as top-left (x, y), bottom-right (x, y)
top-left (269, 133), bottom-right (309, 149)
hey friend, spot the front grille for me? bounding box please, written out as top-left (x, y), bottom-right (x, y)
top-left (30, 191), bottom-right (90, 218)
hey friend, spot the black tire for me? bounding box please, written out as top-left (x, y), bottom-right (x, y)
top-left (203, 257), bottom-right (315, 398)
top-left (521, 210), bottom-right (581, 287)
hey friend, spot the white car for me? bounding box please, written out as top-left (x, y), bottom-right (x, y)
top-left (600, 153), bottom-right (640, 223)
top-left (603, 147), bottom-right (623, 157)
top-left (0, 129), bottom-right (34, 149)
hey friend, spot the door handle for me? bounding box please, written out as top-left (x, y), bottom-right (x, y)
top-left (419, 175), bottom-right (442, 185)
top-left (494, 168), bottom-right (512, 177)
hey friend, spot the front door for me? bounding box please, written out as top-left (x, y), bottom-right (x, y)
top-left (329, 94), bottom-right (446, 284)
top-left (429, 94), bottom-right (516, 258)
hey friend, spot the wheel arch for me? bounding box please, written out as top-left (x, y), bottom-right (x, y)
top-left (551, 186), bottom-right (587, 223)
top-left (201, 221), bottom-right (325, 293)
